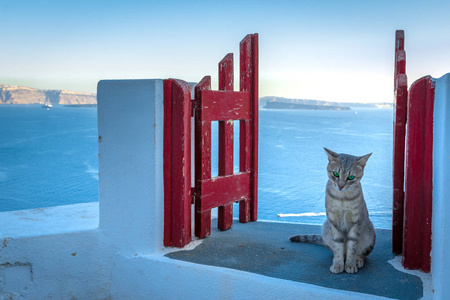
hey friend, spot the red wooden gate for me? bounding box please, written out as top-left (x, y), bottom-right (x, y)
top-left (194, 34), bottom-right (259, 238)
top-left (164, 34), bottom-right (258, 247)
top-left (392, 30), bottom-right (434, 272)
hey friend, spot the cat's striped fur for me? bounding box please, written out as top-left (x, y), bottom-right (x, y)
top-left (290, 148), bottom-right (376, 274)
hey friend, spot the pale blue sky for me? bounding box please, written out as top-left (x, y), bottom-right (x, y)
top-left (1, 0), bottom-right (450, 102)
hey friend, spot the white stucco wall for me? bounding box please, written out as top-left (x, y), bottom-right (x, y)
top-left (431, 73), bottom-right (450, 300)
top-left (97, 79), bottom-right (165, 254)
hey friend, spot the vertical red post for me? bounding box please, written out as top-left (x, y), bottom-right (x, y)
top-left (402, 76), bottom-right (434, 272)
top-left (194, 76), bottom-right (212, 238)
top-left (163, 81), bottom-right (173, 246)
top-left (239, 119), bottom-right (251, 222)
top-left (163, 79), bottom-right (192, 247)
top-left (218, 53), bottom-right (235, 231)
top-left (392, 30), bottom-right (407, 254)
top-left (239, 33), bottom-right (258, 222)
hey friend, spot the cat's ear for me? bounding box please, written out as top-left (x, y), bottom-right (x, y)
top-left (357, 153), bottom-right (372, 167)
top-left (324, 147), bottom-right (339, 161)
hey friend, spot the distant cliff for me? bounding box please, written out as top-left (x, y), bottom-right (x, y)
top-left (264, 100), bottom-right (350, 110)
top-left (0, 84), bottom-right (96, 105)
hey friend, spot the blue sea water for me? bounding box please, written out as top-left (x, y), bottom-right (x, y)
top-left (257, 108), bottom-right (393, 229)
top-left (0, 105), bottom-right (98, 212)
top-left (0, 105), bottom-right (393, 229)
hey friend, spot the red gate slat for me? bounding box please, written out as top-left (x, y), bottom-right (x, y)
top-left (218, 53), bottom-right (235, 231)
top-left (197, 173), bottom-right (251, 212)
top-left (198, 90), bottom-right (251, 121)
top-left (163, 80), bottom-right (173, 246)
top-left (194, 76), bottom-right (213, 238)
top-left (403, 76), bottom-right (434, 272)
top-left (163, 79), bottom-right (192, 247)
top-left (250, 34), bottom-right (259, 222)
top-left (240, 33), bottom-right (259, 222)
top-left (392, 30), bottom-right (407, 254)
top-left (219, 53), bottom-right (234, 91)
top-left (239, 119), bottom-right (251, 222)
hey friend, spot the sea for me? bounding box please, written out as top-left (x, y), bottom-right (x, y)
top-left (0, 105), bottom-right (393, 229)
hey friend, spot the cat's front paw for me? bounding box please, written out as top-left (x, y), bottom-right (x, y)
top-left (356, 256), bottom-right (364, 268)
top-left (345, 264), bottom-right (358, 274)
top-left (330, 263), bottom-right (344, 274)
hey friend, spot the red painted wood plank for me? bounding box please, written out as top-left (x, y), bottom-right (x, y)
top-left (219, 53), bottom-right (234, 91)
top-left (197, 172), bottom-right (251, 212)
top-left (392, 74), bottom-right (407, 254)
top-left (239, 35), bottom-right (252, 224)
top-left (240, 33), bottom-right (259, 222)
top-left (239, 119), bottom-right (251, 223)
top-left (194, 77), bottom-right (212, 181)
top-left (395, 50), bottom-right (406, 75)
top-left (240, 35), bottom-right (252, 93)
top-left (163, 79), bottom-right (192, 248)
top-left (198, 90), bottom-right (251, 121)
top-left (194, 76), bottom-right (213, 238)
top-left (218, 204), bottom-right (233, 231)
top-left (250, 33), bottom-right (259, 222)
top-left (395, 30), bottom-right (404, 50)
top-left (394, 30), bottom-right (405, 87)
top-left (196, 76), bottom-right (211, 93)
top-left (239, 120), bottom-right (251, 172)
top-left (171, 79), bottom-right (192, 248)
top-left (163, 80), bottom-right (173, 247)
top-left (195, 121), bottom-right (212, 179)
top-left (218, 54), bottom-right (235, 231)
top-left (422, 78), bottom-right (435, 273)
top-left (194, 119), bottom-right (212, 238)
top-left (392, 30), bottom-right (407, 255)
top-left (239, 199), bottom-right (250, 223)
top-left (195, 209), bottom-right (211, 238)
top-left (402, 76), bottom-right (434, 272)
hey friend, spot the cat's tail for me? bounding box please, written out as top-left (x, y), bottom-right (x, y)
top-left (289, 234), bottom-right (324, 246)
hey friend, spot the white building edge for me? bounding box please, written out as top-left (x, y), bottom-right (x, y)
top-left (0, 77), bottom-right (449, 299)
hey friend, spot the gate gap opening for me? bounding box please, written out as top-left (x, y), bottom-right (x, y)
top-left (211, 120), bottom-right (219, 177)
top-left (233, 120), bottom-right (240, 173)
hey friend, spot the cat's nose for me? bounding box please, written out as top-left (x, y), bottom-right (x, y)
top-left (338, 185), bottom-right (344, 190)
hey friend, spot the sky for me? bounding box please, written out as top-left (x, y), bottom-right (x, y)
top-left (1, 0), bottom-right (450, 103)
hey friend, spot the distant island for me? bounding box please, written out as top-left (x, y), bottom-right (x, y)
top-left (0, 83), bottom-right (96, 105)
top-left (260, 96), bottom-right (393, 110)
top-left (264, 100), bottom-right (351, 110)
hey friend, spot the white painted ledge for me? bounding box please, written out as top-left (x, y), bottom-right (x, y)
top-left (0, 202), bottom-right (98, 239)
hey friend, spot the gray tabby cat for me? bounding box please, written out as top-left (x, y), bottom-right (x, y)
top-left (290, 148), bottom-right (376, 274)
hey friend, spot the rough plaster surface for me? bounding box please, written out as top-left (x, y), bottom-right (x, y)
top-left (432, 73), bottom-right (450, 300)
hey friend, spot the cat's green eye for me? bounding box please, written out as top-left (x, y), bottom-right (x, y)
top-left (333, 171), bottom-right (340, 178)
top-left (348, 175), bottom-right (355, 180)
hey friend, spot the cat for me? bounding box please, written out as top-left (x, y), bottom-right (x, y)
top-left (290, 148), bottom-right (376, 274)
